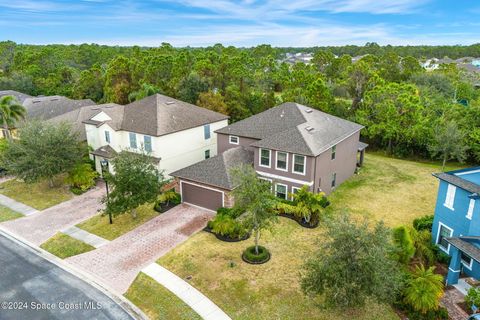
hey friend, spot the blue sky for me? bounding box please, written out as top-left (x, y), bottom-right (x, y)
top-left (0, 0), bottom-right (478, 47)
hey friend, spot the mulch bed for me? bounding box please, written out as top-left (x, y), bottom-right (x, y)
top-left (241, 250), bottom-right (271, 265)
top-left (278, 213), bottom-right (319, 229)
top-left (203, 226), bottom-right (251, 242)
top-left (154, 202), bottom-right (178, 213)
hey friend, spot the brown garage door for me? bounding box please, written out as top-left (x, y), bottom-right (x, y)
top-left (181, 182), bottom-right (223, 211)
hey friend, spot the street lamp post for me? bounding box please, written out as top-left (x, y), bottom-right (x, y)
top-left (100, 159), bottom-right (112, 224)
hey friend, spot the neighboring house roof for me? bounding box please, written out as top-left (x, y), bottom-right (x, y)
top-left (446, 237), bottom-right (480, 263)
top-left (171, 146), bottom-right (254, 190)
top-left (216, 102), bottom-right (363, 156)
top-left (0, 90), bottom-right (32, 103)
top-left (23, 96), bottom-right (96, 121)
top-left (358, 141), bottom-right (369, 151)
top-left (433, 168), bottom-right (480, 195)
top-left (116, 94), bottom-right (229, 137)
top-left (50, 103), bottom-right (122, 140)
top-left (91, 145), bottom-right (117, 159)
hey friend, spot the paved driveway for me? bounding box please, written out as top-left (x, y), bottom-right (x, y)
top-left (0, 232), bottom-right (135, 320)
top-left (1, 182), bottom-right (105, 245)
top-left (67, 204), bottom-right (213, 293)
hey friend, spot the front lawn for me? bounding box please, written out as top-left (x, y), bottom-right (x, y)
top-left (125, 273), bottom-right (202, 320)
top-left (76, 203), bottom-right (159, 240)
top-left (0, 178), bottom-right (73, 210)
top-left (40, 232), bottom-right (95, 259)
top-left (0, 205), bottom-right (23, 222)
top-left (126, 153), bottom-right (464, 319)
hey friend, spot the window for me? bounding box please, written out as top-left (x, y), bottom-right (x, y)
top-left (144, 135), bottom-right (152, 152)
top-left (461, 252), bottom-right (473, 269)
top-left (275, 184), bottom-right (287, 199)
top-left (204, 124), bottom-right (211, 140)
top-left (129, 132), bottom-right (137, 149)
top-left (229, 135), bottom-right (239, 145)
top-left (259, 177), bottom-right (272, 190)
top-left (331, 173), bottom-right (337, 188)
top-left (104, 131), bottom-right (110, 144)
top-left (467, 199), bottom-right (475, 220)
top-left (205, 149), bottom-right (210, 159)
top-left (293, 154), bottom-right (306, 174)
top-left (292, 187), bottom-right (301, 194)
top-left (260, 149), bottom-right (271, 167)
top-left (444, 184), bottom-right (456, 210)
top-left (331, 145), bottom-right (336, 160)
top-left (276, 151), bottom-right (288, 171)
top-left (437, 223), bottom-right (453, 252)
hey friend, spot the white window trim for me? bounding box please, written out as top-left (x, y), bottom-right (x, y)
top-left (229, 135), bottom-right (239, 145)
top-left (256, 171), bottom-right (313, 186)
top-left (259, 148), bottom-right (271, 168)
top-left (291, 186), bottom-right (301, 200)
top-left (466, 198), bottom-right (475, 220)
top-left (275, 151), bottom-right (288, 172)
top-left (259, 177), bottom-right (273, 191)
top-left (292, 154), bottom-right (306, 175)
top-left (144, 135), bottom-right (152, 152)
top-left (443, 184), bottom-right (456, 211)
top-left (129, 132), bottom-right (137, 149)
top-left (275, 183), bottom-right (288, 199)
top-left (436, 222), bottom-right (453, 254)
top-left (204, 124), bottom-right (211, 140)
top-left (461, 253), bottom-right (473, 270)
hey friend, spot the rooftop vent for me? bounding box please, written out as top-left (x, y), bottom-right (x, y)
top-left (50, 98), bottom-right (59, 101)
top-left (305, 108), bottom-right (313, 113)
top-left (105, 104), bottom-right (114, 108)
top-left (305, 126), bottom-right (314, 132)
top-left (166, 101), bottom-right (175, 105)
top-left (91, 106), bottom-right (101, 110)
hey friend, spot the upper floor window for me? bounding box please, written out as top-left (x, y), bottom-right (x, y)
top-left (331, 172), bottom-right (337, 188)
top-left (260, 149), bottom-right (271, 167)
top-left (467, 199), bottom-right (475, 220)
top-left (331, 145), bottom-right (336, 160)
top-left (104, 131), bottom-right (110, 144)
top-left (293, 154), bottom-right (306, 174)
top-left (205, 149), bottom-right (210, 159)
top-left (229, 135), bottom-right (239, 145)
top-left (276, 151), bottom-right (288, 171)
top-left (129, 132), bottom-right (137, 149)
top-left (144, 135), bottom-right (152, 153)
top-left (204, 124), bottom-right (211, 140)
top-left (444, 184), bottom-right (456, 210)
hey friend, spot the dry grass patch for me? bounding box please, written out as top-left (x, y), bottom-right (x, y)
top-left (76, 203), bottom-right (159, 240)
top-left (0, 178), bottom-right (73, 210)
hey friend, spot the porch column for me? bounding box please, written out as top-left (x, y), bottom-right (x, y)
top-left (359, 150), bottom-right (365, 167)
top-left (446, 246), bottom-right (462, 285)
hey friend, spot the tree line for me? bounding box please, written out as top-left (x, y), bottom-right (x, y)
top-left (0, 41), bottom-right (479, 164)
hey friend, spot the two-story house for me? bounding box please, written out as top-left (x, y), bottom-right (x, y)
top-left (431, 167), bottom-right (480, 285)
top-left (171, 102), bottom-right (366, 211)
top-left (83, 94), bottom-right (229, 176)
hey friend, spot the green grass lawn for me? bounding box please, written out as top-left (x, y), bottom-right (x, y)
top-left (0, 178), bottom-right (73, 210)
top-left (125, 153), bottom-right (464, 320)
top-left (0, 205), bottom-right (23, 222)
top-left (125, 273), bottom-right (202, 320)
top-left (40, 232), bottom-right (95, 259)
top-left (76, 203), bottom-right (159, 240)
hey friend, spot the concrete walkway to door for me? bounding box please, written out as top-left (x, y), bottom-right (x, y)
top-left (66, 204), bottom-right (213, 294)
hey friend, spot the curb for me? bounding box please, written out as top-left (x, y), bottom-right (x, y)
top-left (0, 226), bottom-right (149, 320)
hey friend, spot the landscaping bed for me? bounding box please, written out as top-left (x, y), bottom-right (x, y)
top-left (40, 232), bottom-right (95, 259)
top-left (0, 205), bottom-right (23, 222)
top-left (241, 245), bottom-right (271, 264)
top-left (278, 213), bottom-right (319, 229)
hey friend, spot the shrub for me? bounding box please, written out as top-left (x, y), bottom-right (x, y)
top-left (66, 163), bottom-right (98, 192)
top-left (242, 245), bottom-right (270, 263)
top-left (404, 306), bottom-right (449, 320)
top-left (393, 225), bottom-right (416, 264)
top-left (70, 186), bottom-right (85, 195)
top-left (403, 265), bottom-right (444, 315)
top-left (154, 190), bottom-right (181, 212)
top-left (413, 215), bottom-right (434, 232)
top-left (208, 213), bottom-right (247, 239)
top-left (432, 246), bottom-right (451, 264)
top-left (465, 287), bottom-right (480, 311)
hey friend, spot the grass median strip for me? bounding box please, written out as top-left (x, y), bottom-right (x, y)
top-left (40, 232), bottom-right (95, 259)
top-left (0, 205), bottom-right (23, 222)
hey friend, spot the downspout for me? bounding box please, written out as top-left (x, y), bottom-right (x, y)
top-left (313, 155), bottom-right (318, 193)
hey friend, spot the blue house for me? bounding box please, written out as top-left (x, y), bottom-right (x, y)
top-left (431, 167), bottom-right (480, 285)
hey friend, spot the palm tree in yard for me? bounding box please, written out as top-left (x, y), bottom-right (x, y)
top-left (404, 264), bottom-right (444, 314)
top-left (0, 95), bottom-right (26, 140)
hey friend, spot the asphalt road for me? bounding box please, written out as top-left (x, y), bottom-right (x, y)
top-left (0, 233), bottom-right (135, 320)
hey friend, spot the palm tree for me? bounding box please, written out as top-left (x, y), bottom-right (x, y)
top-left (404, 264), bottom-right (444, 314)
top-left (0, 95), bottom-right (26, 140)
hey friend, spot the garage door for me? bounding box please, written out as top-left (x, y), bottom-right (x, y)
top-left (181, 182), bottom-right (223, 211)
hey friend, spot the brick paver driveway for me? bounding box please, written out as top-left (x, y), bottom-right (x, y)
top-left (0, 181), bottom-right (105, 245)
top-left (66, 204), bottom-right (213, 293)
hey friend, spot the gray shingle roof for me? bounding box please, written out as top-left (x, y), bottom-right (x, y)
top-left (216, 102), bottom-right (363, 156)
top-left (171, 146), bottom-right (254, 190)
top-left (23, 96), bottom-right (96, 121)
top-left (120, 94), bottom-right (229, 136)
top-left (446, 237), bottom-right (480, 263)
top-left (91, 145), bottom-right (117, 159)
top-left (49, 103), bottom-right (123, 141)
top-left (433, 170), bottom-right (480, 195)
top-left (0, 90), bottom-right (32, 103)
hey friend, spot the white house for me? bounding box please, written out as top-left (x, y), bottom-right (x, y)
top-left (83, 94), bottom-right (229, 177)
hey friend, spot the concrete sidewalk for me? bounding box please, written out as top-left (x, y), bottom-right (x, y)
top-left (63, 226), bottom-right (110, 248)
top-left (0, 193), bottom-right (39, 216)
top-left (142, 263), bottom-right (231, 320)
